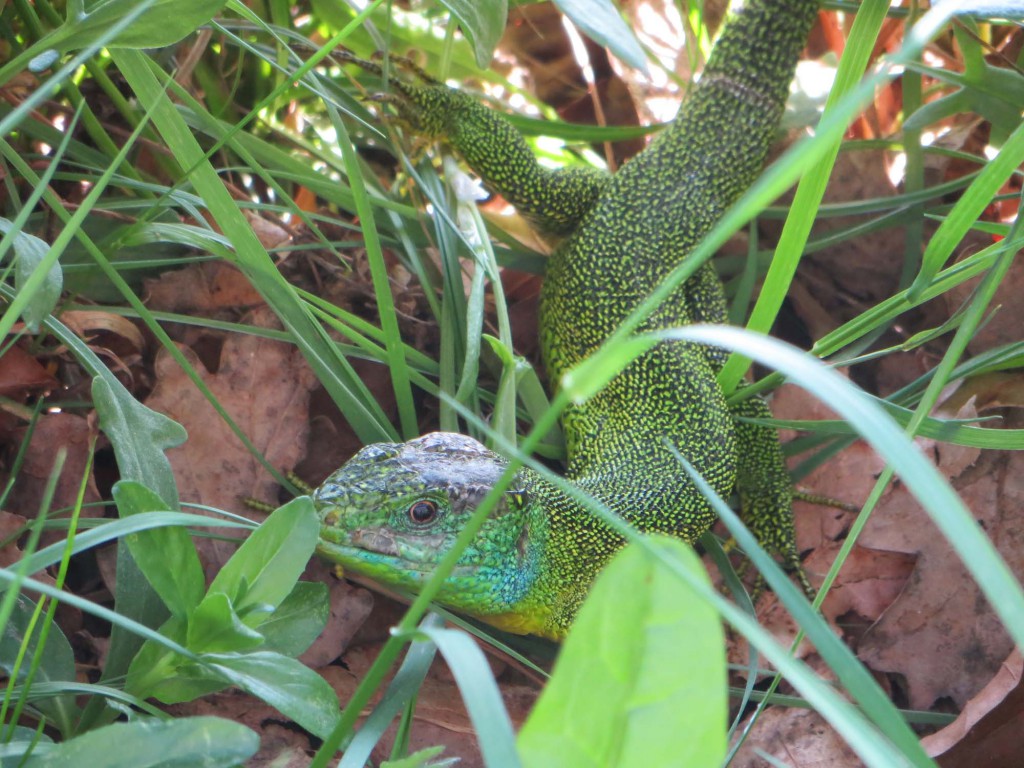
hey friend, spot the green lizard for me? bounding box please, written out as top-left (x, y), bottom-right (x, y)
top-left (316, 0), bottom-right (820, 639)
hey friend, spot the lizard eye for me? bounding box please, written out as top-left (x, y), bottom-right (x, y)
top-left (408, 499), bottom-right (438, 525)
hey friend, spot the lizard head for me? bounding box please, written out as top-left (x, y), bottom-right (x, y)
top-left (314, 432), bottom-right (547, 623)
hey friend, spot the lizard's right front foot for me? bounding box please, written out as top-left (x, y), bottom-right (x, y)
top-left (338, 49), bottom-right (473, 141)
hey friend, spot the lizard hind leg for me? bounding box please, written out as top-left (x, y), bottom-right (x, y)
top-left (681, 264), bottom-right (813, 598)
top-left (732, 395), bottom-right (815, 599)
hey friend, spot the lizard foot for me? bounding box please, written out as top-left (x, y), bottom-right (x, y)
top-left (242, 471), bottom-right (313, 513)
top-left (336, 48), bottom-right (440, 85)
top-left (794, 489), bottom-right (859, 513)
top-left (338, 50), bottom-right (472, 141)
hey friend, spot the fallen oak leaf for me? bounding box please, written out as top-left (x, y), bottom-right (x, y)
top-left (921, 649), bottom-right (1024, 767)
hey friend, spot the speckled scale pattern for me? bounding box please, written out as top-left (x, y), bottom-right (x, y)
top-left (537, 0), bottom-right (819, 629)
top-left (318, 0), bottom-right (820, 638)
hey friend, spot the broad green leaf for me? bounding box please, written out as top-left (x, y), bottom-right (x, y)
top-left (902, 21), bottom-right (1024, 144)
top-left (95, 425), bottom-right (181, 701)
top-left (0, 595), bottom-right (80, 736)
top-left (439, 0), bottom-right (507, 68)
top-left (21, 716), bottom-right (258, 768)
top-left (187, 593), bottom-right (265, 654)
top-left (130, 627), bottom-right (229, 704)
top-left (98, 546), bottom-right (171, 720)
top-left (0, 727), bottom-right (54, 761)
top-left (125, 616), bottom-right (189, 701)
top-left (92, 376), bottom-right (186, 511)
top-left (553, 0), bottom-right (647, 72)
top-left (257, 581), bottom-right (329, 657)
top-left (54, 0), bottom-right (230, 52)
top-left (4, 726), bottom-right (54, 744)
top-left (113, 481), bottom-right (205, 620)
top-left (518, 537), bottom-right (726, 767)
top-left (208, 496), bottom-right (319, 617)
top-left (200, 651), bottom-right (341, 739)
top-left (148, 673), bottom-right (228, 706)
top-left (0, 220), bottom-right (61, 332)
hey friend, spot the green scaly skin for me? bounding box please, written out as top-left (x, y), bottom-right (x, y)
top-left (317, 0), bottom-right (820, 639)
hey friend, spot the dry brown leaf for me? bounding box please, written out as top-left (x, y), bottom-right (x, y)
top-left (298, 562), bottom-right (375, 669)
top-left (814, 543), bottom-right (915, 638)
top-left (247, 726), bottom-right (314, 768)
top-left (59, 310), bottom-right (146, 354)
top-left (857, 442), bottom-right (1024, 710)
top-left (150, 305), bottom-right (316, 508)
top-left (871, 345), bottom-right (938, 399)
top-left (295, 356), bottom-right (396, 485)
top-left (753, 384), bottom-right (905, 644)
top-left (5, 412), bottom-right (100, 638)
top-left (942, 371), bottom-right (1024, 414)
top-left (920, 396), bottom-right (982, 479)
top-left (145, 305), bottom-right (317, 574)
top-left (0, 345), bottom-right (57, 399)
top-left (730, 707), bottom-right (862, 768)
top-left (922, 650), bottom-right (1024, 766)
top-left (6, 413), bottom-right (102, 533)
top-left (243, 209), bottom-right (292, 251)
top-left (0, 511), bottom-right (26, 568)
top-left (722, 384), bottom-right (880, 671)
top-left (144, 261), bottom-right (264, 313)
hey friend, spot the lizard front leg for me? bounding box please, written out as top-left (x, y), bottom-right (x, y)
top-left (343, 50), bottom-right (610, 238)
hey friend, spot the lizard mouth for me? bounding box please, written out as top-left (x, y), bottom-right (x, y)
top-left (317, 527), bottom-right (474, 581)
top-left (316, 538), bottom-right (429, 574)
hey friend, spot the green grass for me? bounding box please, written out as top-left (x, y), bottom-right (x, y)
top-left (0, 0), bottom-right (1022, 766)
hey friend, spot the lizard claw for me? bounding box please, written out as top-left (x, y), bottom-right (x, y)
top-left (336, 48), bottom-right (439, 86)
top-left (338, 49), bottom-right (460, 139)
top-left (371, 51), bottom-right (440, 85)
top-left (364, 92), bottom-right (404, 106)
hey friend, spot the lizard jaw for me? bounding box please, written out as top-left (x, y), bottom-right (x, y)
top-left (317, 526), bottom-right (491, 577)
